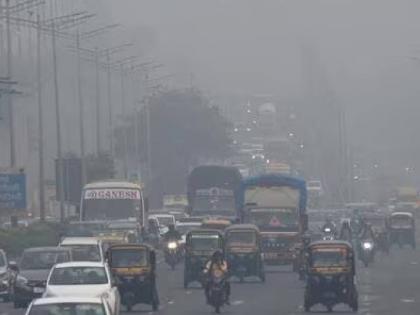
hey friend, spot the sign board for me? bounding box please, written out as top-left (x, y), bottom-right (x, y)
top-left (0, 173), bottom-right (26, 211)
top-left (84, 189), bottom-right (141, 200)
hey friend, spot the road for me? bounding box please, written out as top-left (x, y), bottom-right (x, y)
top-left (1, 246), bottom-right (420, 315)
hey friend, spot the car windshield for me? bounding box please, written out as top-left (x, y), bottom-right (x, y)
top-left (190, 235), bottom-right (220, 251)
top-left (49, 267), bottom-right (108, 285)
top-left (249, 208), bottom-right (299, 231)
top-left (311, 250), bottom-right (347, 267)
top-left (111, 249), bottom-right (147, 267)
top-left (156, 217), bottom-right (174, 227)
top-left (226, 231), bottom-right (256, 246)
top-left (20, 250), bottom-right (70, 270)
top-left (61, 245), bottom-right (101, 262)
top-left (29, 303), bottom-right (106, 315)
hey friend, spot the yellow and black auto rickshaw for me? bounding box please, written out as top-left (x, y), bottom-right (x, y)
top-left (224, 224), bottom-right (265, 282)
top-left (388, 212), bottom-right (416, 249)
top-left (304, 241), bottom-right (358, 313)
top-left (184, 229), bottom-right (223, 288)
top-left (106, 244), bottom-right (159, 311)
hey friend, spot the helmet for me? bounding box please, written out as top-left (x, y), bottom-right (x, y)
top-left (211, 250), bottom-right (223, 262)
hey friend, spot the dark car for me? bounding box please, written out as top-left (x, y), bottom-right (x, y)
top-left (11, 247), bottom-right (71, 308)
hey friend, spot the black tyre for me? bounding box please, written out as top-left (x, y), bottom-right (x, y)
top-left (260, 272), bottom-right (266, 283)
top-left (126, 304), bottom-right (132, 312)
top-left (327, 305), bottom-right (333, 312)
top-left (152, 301), bottom-right (158, 311)
top-left (183, 273), bottom-right (189, 289)
top-left (215, 305), bottom-right (221, 314)
top-left (351, 300), bottom-right (358, 312)
top-left (3, 294), bottom-right (10, 303)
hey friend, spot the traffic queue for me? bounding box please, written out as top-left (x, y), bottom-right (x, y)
top-left (0, 170), bottom-right (416, 315)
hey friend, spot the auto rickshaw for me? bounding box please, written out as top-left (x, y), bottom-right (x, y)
top-left (304, 240), bottom-right (358, 312)
top-left (184, 229), bottom-right (223, 288)
top-left (224, 224), bottom-right (265, 282)
top-left (201, 219), bottom-right (231, 231)
top-left (106, 244), bottom-right (159, 311)
top-left (388, 212), bottom-right (415, 249)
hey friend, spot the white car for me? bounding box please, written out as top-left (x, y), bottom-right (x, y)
top-left (43, 262), bottom-right (120, 315)
top-left (25, 297), bottom-right (112, 315)
top-left (59, 237), bottom-right (104, 262)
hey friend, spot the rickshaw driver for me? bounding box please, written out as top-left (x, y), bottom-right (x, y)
top-left (204, 250), bottom-right (230, 305)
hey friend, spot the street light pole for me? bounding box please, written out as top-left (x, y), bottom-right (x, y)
top-left (106, 51), bottom-right (113, 154)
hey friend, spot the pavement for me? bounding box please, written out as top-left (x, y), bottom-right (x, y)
top-left (1, 243), bottom-right (420, 315)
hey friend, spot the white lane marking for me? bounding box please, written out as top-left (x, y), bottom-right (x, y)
top-left (168, 300), bottom-right (175, 305)
top-left (410, 261), bottom-right (418, 265)
top-left (186, 290), bottom-right (192, 295)
top-left (401, 298), bottom-right (415, 303)
top-left (231, 300), bottom-right (244, 306)
top-left (157, 259), bottom-right (164, 264)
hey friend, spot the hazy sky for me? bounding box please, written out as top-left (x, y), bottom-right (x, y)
top-left (102, 0), bottom-right (420, 170)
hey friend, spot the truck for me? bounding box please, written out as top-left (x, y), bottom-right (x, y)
top-left (187, 165), bottom-right (243, 221)
top-left (239, 174), bottom-right (307, 266)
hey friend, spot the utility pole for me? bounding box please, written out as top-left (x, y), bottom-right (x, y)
top-left (94, 47), bottom-right (101, 154)
top-left (50, 20), bottom-right (65, 222)
top-left (76, 31), bottom-right (86, 186)
top-left (6, 0), bottom-right (15, 169)
top-left (36, 13), bottom-right (45, 221)
top-left (106, 51), bottom-right (112, 154)
top-left (120, 64), bottom-right (128, 179)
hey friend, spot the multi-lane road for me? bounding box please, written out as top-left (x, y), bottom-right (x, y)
top-left (1, 244), bottom-right (419, 315)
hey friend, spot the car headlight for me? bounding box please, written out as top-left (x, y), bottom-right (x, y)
top-left (16, 275), bottom-right (28, 286)
top-left (363, 242), bottom-right (373, 249)
top-left (168, 242), bottom-right (178, 249)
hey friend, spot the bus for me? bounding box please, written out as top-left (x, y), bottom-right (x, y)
top-left (240, 174), bottom-right (307, 266)
top-left (187, 165), bottom-right (242, 220)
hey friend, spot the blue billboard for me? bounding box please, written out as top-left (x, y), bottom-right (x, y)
top-left (0, 174), bottom-right (26, 211)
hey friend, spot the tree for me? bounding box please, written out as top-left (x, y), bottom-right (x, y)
top-left (115, 88), bottom-right (232, 205)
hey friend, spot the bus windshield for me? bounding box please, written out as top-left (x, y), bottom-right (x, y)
top-left (249, 208), bottom-right (299, 232)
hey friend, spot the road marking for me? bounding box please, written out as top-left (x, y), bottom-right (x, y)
top-left (168, 300), bottom-right (175, 305)
top-left (410, 261), bottom-right (418, 265)
top-left (186, 290), bottom-right (192, 295)
top-left (231, 300), bottom-right (244, 306)
top-left (400, 298), bottom-right (415, 303)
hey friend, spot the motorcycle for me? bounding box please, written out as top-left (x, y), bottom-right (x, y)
top-left (164, 240), bottom-right (181, 270)
top-left (359, 240), bottom-right (375, 267)
top-left (207, 271), bottom-right (228, 314)
top-left (322, 226), bottom-right (336, 241)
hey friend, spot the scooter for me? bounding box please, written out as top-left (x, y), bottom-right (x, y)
top-left (164, 241), bottom-right (181, 270)
top-left (359, 240), bottom-right (375, 267)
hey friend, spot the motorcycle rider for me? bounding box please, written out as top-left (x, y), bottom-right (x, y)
top-left (163, 224), bottom-right (182, 242)
top-left (322, 217), bottom-right (337, 236)
top-left (339, 220), bottom-right (353, 242)
top-left (204, 250), bottom-right (230, 305)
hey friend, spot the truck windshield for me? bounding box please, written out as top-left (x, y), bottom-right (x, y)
top-left (249, 208), bottom-right (299, 232)
top-left (82, 188), bottom-right (141, 221)
top-left (193, 194), bottom-right (235, 214)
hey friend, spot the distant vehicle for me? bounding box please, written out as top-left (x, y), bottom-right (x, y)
top-left (148, 214), bottom-right (176, 229)
top-left (163, 194), bottom-right (188, 213)
top-left (187, 165), bottom-right (243, 220)
top-left (59, 237), bottom-right (103, 262)
top-left (0, 249), bottom-right (13, 302)
top-left (176, 221), bottom-right (202, 245)
top-left (345, 202), bottom-right (378, 215)
top-left (44, 261), bottom-right (120, 315)
top-left (80, 180), bottom-right (147, 228)
top-left (240, 174), bottom-right (307, 268)
top-left (25, 297), bottom-right (112, 315)
top-left (11, 247), bottom-right (71, 308)
top-left (307, 180), bottom-right (324, 209)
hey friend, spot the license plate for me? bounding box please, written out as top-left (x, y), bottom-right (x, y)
top-left (33, 287), bottom-right (45, 294)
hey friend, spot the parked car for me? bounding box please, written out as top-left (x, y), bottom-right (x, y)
top-left (44, 261), bottom-right (120, 315)
top-left (11, 247), bottom-right (71, 308)
top-left (25, 297), bottom-right (112, 315)
top-left (59, 237), bottom-right (104, 262)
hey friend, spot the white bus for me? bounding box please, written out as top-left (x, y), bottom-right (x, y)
top-left (80, 180), bottom-right (146, 227)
